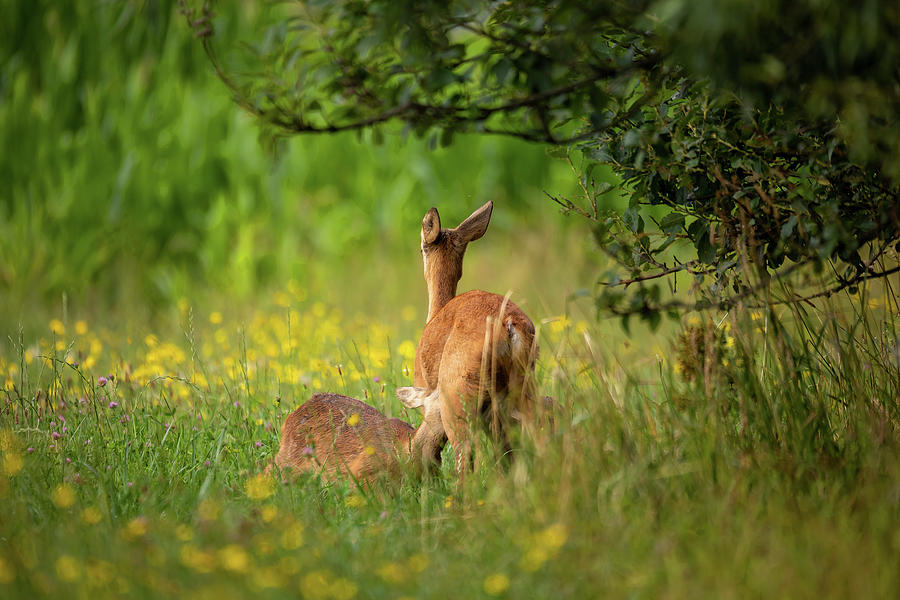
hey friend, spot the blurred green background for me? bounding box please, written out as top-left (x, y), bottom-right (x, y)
top-left (1, 0), bottom-right (608, 331)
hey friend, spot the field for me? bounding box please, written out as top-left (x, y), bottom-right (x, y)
top-left (2, 3), bottom-right (899, 599)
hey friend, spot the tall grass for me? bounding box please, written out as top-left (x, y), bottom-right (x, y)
top-left (1, 278), bottom-right (898, 598)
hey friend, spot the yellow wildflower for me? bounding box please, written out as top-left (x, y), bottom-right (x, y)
top-left (215, 328), bottom-right (228, 345)
top-left (218, 544), bottom-right (250, 574)
top-left (280, 521), bottom-right (304, 550)
top-left (407, 553), bottom-right (429, 573)
top-left (376, 562), bottom-right (406, 584)
top-left (300, 568), bottom-right (357, 600)
top-left (539, 523), bottom-right (568, 551)
top-left (0, 430), bottom-right (18, 452)
top-left (520, 546), bottom-right (550, 572)
top-left (346, 413), bottom-right (360, 427)
top-left (2, 452), bottom-right (23, 477)
top-left (251, 566), bottom-right (285, 590)
top-left (330, 577), bottom-right (358, 600)
top-left (312, 302), bottom-right (327, 318)
top-left (75, 320), bottom-right (88, 335)
top-left (179, 545), bottom-right (216, 573)
top-left (483, 573), bottom-right (510, 596)
top-left (261, 504), bottom-right (279, 523)
top-left (0, 556), bottom-right (15, 584)
top-left (80, 506), bottom-right (103, 525)
top-left (397, 340), bottom-right (417, 361)
top-left (51, 483), bottom-right (76, 508)
top-left (49, 319), bottom-right (65, 336)
top-left (209, 311), bottom-right (223, 325)
top-left (175, 524), bottom-right (194, 541)
top-left (55, 555), bottom-right (80, 581)
top-left (121, 516), bottom-right (148, 540)
top-left (274, 291), bottom-right (291, 307)
top-left (245, 473), bottom-right (275, 501)
top-left (520, 523), bottom-right (568, 572)
top-left (549, 315), bottom-right (570, 333)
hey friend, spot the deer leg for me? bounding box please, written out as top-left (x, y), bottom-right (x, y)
top-left (410, 419), bottom-right (446, 477)
top-left (440, 382), bottom-right (482, 482)
top-left (438, 347), bottom-right (485, 482)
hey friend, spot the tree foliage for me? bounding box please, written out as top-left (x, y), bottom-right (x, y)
top-left (185, 0), bottom-right (900, 323)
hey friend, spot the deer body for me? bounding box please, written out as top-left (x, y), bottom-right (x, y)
top-left (398, 202), bottom-right (538, 477)
top-left (272, 392), bottom-right (442, 483)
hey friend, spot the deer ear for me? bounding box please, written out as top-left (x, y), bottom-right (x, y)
top-left (422, 207), bottom-right (441, 245)
top-left (454, 201), bottom-right (493, 243)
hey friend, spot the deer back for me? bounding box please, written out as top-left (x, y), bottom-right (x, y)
top-left (273, 393), bottom-right (412, 482)
top-left (414, 290), bottom-right (536, 404)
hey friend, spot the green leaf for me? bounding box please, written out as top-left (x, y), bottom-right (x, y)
top-left (780, 215), bottom-right (798, 239)
top-left (659, 212), bottom-right (685, 235)
top-left (492, 58), bottom-right (514, 86)
top-left (696, 234), bottom-right (717, 264)
top-left (688, 219), bottom-right (716, 264)
top-left (546, 145), bottom-right (569, 159)
top-left (439, 128), bottom-right (454, 148)
top-left (687, 219), bottom-right (708, 242)
top-left (623, 206), bottom-right (644, 233)
top-left (620, 314), bottom-right (631, 334)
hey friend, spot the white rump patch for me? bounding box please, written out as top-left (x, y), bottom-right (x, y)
top-left (396, 386), bottom-right (439, 410)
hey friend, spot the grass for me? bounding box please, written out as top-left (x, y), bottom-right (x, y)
top-left (3, 3), bottom-right (899, 598)
top-left (1, 269), bottom-right (898, 599)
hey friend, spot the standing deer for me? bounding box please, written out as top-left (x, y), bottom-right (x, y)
top-left (397, 201), bottom-right (538, 479)
top-left (271, 392), bottom-right (442, 484)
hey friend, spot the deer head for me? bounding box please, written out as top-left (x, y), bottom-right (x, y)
top-left (421, 201), bottom-right (493, 322)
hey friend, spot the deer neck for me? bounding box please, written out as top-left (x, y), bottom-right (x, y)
top-left (426, 277), bottom-right (457, 322)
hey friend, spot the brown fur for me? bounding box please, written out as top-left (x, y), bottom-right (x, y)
top-left (415, 291), bottom-right (537, 476)
top-left (411, 202), bottom-right (539, 479)
top-left (272, 393), bottom-right (423, 483)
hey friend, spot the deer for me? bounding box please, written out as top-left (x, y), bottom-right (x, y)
top-left (396, 201), bottom-right (539, 480)
top-left (270, 392), bottom-right (443, 484)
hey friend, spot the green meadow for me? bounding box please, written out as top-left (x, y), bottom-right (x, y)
top-left (1, 2), bottom-right (898, 598)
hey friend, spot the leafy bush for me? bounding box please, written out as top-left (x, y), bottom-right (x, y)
top-left (187, 0), bottom-right (900, 323)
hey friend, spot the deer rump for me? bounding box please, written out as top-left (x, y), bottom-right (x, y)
top-left (414, 291), bottom-right (537, 431)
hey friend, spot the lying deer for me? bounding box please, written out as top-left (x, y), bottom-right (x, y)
top-left (271, 392), bottom-right (443, 483)
top-left (397, 201), bottom-right (539, 479)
